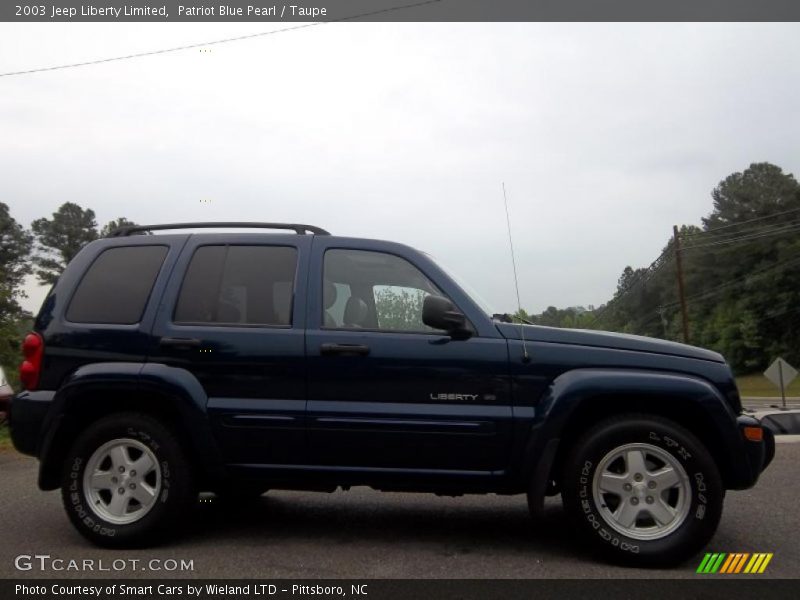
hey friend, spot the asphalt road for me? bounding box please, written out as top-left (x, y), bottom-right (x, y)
top-left (0, 444), bottom-right (798, 580)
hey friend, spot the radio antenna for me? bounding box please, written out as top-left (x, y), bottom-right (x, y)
top-left (502, 183), bottom-right (530, 363)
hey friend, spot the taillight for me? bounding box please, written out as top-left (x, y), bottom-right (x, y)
top-left (20, 332), bottom-right (44, 391)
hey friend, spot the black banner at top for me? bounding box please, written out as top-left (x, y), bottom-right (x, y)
top-left (3, 0), bottom-right (800, 23)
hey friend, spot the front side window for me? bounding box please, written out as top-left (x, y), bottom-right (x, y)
top-left (174, 245), bottom-right (297, 326)
top-left (66, 245), bottom-right (168, 324)
top-left (322, 249), bottom-right (445, 333)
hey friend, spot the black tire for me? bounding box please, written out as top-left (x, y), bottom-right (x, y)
top-left (561, 414), bottom-right (724, 567)
top-left (61, 413), bottom-right (195, 548)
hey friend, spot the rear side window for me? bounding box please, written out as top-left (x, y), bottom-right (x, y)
top-left (174, 245), bottom-right (297, 326)
top-left (66, 246), bottom-right (168, 324)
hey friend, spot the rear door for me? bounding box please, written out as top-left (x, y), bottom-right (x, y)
top-left (150, 234), bottom-right (310, 467)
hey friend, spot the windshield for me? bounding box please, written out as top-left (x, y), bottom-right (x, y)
top-left (425, 253), bottom-right (497, 318)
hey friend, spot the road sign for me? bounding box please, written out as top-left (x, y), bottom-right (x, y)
top-left (764, 357), bottom-right (798, 409)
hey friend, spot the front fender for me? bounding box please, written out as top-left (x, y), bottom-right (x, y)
top-left (521, 368), bottom-right (750, 513)
top-left (38, 362), bottom-right (223, 490)
top-left (539, 367), bottom-right (738, 432)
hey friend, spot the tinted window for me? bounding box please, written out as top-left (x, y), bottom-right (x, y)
top-left (323, 249), bottom-right (443, 333)
top-left (174, 245), bottom-right (297, 326)
top-left (66, 246), bottom-right (168, 324)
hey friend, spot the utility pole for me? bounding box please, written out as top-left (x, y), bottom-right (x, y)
top-left (673, 225), bottom-right (690, 344)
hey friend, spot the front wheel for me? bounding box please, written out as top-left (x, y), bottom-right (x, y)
top-left (61, 413), bottom-right (195, 547)
top-left (561, 414), bottom-right (724, 567)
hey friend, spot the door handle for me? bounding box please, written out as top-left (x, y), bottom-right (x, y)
top-left (159, 336), bottom-right (202, 349)
top-left (320, 343), bottom-right (370, 356)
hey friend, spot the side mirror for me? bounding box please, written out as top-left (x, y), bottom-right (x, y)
top-left (422, 295), bottom-right (471, 339)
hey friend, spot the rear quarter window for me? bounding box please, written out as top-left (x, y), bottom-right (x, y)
top-left (66, 245), bottom-right (168, 324)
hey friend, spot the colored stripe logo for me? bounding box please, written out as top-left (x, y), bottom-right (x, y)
top-left (697, 553), bottom-right (773, 574)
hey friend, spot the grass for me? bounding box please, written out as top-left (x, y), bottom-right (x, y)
top-left (736, 373), bottom-right (800, 397)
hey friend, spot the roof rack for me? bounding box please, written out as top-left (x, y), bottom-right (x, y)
top-left (107, 222), bottom-right (331, 237)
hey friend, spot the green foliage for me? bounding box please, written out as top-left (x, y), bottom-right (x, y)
top-left (374, 287), bottom-right (434, 332)
top-left (736, 373), bottom-right (800, 397)
top-left (0, 203), bottom-right (34, 384)
top-left (0, 203), bottom-right (33, 295)
top-left (0, 203), bottom-right (136, 382)
top-left (525, 162), bottom-right (800, 374)
top-left (522, 305), bottom-right (595, 329)
top-left (99, 217), bottom-right (138, 237)
top-left (31, 202), bottom-right (99, 285)
top-left (31, 204), bottom-right (138, 285)
top-left (704, 162), bottom-right (799, 229)
top-left (0, 316), bottom-right (33, 389)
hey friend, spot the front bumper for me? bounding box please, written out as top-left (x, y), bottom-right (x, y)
top-left (735, 414), bottom-right (775, 487)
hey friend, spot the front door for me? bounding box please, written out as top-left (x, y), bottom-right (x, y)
top-left (306, 240), bottom-right (513, 474)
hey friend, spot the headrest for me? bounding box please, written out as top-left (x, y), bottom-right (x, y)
top-left (343, 296), bottom-right (369, 327)
top-left (324, 280), bottom-right (338, 309)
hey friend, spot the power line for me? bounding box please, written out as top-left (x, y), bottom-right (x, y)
top-left (0, 0), bottom-right (443, 78)
top-left (681, 218), bottom-right (800, 246)
top-left (591, 227), bottom-right (800, 326)
top-left (681, 206), bottom-right (800, 239)
top-left (588, 251), bottom-right (673, 326)
top-left (682, 217), bottom-right (800, 243)
top-left (632, 306), bottom-right (674, 332)
top-left (590, 208), bottom-right (800, 329)
top-left (661, 253), bottom-right (800, 310)
top-left (631, 254), bottom-right (800, 334)
top-left (762, 305), bottom-right (800, 320)
top-left (596, 239), bottom-right (800, 337)
top-left (682, 221), bottom-right (800, 250)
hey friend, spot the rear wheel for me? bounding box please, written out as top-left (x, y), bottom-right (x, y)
top-left (61, 413), bottom-right (195, 547)
top-left (561, 414), bottom-right (724, 566)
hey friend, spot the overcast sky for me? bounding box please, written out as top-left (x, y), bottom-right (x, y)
top-left (2, 22), bottom-right (799, 316)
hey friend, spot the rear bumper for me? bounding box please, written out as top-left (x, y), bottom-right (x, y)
top-left (8, 390), bottom-right (55, 457)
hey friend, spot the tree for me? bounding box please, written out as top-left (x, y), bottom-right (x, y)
top-left (0, 203), bottom-right (34, 385)
top-left (31, 203), bottom-right (99, 285)
top-left (374, 287), bottom-right (433, 331)
top-left (703, 162), bottom-right (800, 229)
top-left (0, 203), bottom-right (33, 301)
top-left (524, 162), bottom-right (800, 373)
top-left (99, 217), bottom-right (138, 237)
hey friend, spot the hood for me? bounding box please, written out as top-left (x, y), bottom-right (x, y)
top-left (495, 323), bottom-right (725, 363)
